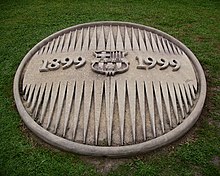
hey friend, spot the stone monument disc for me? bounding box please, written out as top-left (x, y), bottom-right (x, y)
top-left (14, 21), bottom-right (206, 156)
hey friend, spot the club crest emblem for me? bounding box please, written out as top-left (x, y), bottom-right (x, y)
top-left (91, 50), bottom-right (129, 76)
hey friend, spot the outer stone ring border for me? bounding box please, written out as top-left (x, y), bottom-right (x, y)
top-left (13, 21), bottom-right (206, 157)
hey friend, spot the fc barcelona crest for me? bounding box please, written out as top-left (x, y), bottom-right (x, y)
top-left (91, 50), bottom-right (129, 76)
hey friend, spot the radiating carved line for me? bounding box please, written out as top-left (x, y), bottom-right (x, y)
top-left (72, 80), bottom-right (84, 140)
top-left (161, 82), bottom-right (172, 127)
top-left (23, 84), bottom-right (31, 101)
top-left (30, 84), bottom-right (41, 113)
top-left (174, 45), bottom-right (180, 55)
top-left (33, 83), bottom-right (46, 119)
top-left (69, 30), bottom-right (77, 52)
top-left (176, 46), bottom-right (183, 55)
top-left (132, 27), bottom-right (139, 50)
top-left (54, 81), bottom-right (67, 133)
top-left (27, 84), bottom-right (36, 108)
top-left (75, 28), bottom-right (83, 51)
top-left (193, 81), bottom-right (198, 93)
top-left (116, 26), bottom-right (124, 50)
top-left (94, 80), bottom-right (104, 145)
top-left (52, 36), bottom-right (61, 53)
top-left (153, 81), bottom-right (165, 133)
top-left (105, 78), bottom-right (110, 145)
top-left (179, 83), bottom-right (189, 113)
top-left (109, 79), bottom-right (115, 145)
top-left (46, 82), bottom-right (60, 129)
top-left (150, 33), bottom-right (159, 52)
top-left (145, 81), bottom-right (156, 137)
top-left (138, 29), bottom-right (146, 51)
top-left (137, 80), bottom-right (146, 139)
top-left (168, 83), bottom-right (179, 124)
top-left (175, 45), bottom-right (182, 55)
top-left (43, 42), bottom-right (50, 55)
top-left (125, 26), bottom-right (132, 50)
top-left (63, 81), bottom-right (75, 137)
top-left (97, 26), bottom-right (105, 50)
top-left (48, 39), bottom-right (55, 54)
top-left (189, 84), bottom-right (196, 100)
top-left (116, 80), bottom-right (126, 145)
top-left (83, 80), bottom-right (94, 143)
top-left (170, 43), bottom-right (178, 55)
top-left (89, 26), bottom-right (97, 50)
top-left (39, 83), bottom-right (52, 124)
top-left (166, 40), bottom-right (174, 55)
top-left (144, 31), bottom-right (153, 52)
top-left (127, 80), bottom-right (136, 142)
top-left (156, 35), bottom-right (164, 53)
top-left (184, 83), bottom-right (193, 106)
top-left (161, 38), bottom-right (169, 54)
top-left (62, 32), bottom-right (72, 52)
top-left (57, 34), bottom-right (65, 52)
top-left (174, 83), bottom-right (185, 118)
top-left (23, 84), bottom-right (27, 95)
top-left (106, 26), bottom-right (115, 50)
top-left (105, 78), bottom-right (115, 145)
top-left (82, 27), bottom-right (90, 51)
top-left (38, 46), bottom-right (45, 55)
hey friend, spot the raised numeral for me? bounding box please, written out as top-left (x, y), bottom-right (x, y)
top-left (39, 57), bottom-right (86, 72)
top-left (157, 58), bottom-right (169, 70)
top-left (136, 56), bottom-right (180, 71)
top-left (136, 56), bottom-right (146, 69)
top-left (61, 57), bottom-right (73, 69)
top-left (170, 59), bottom-right (180, 71)
top-left (74, 57), bottom-right (86, 68)
top-left (39, 60), bottom-right (49, 72)
top-left (144, 57), bottom-right (157, 69)
top-left (48, 58), bottom-right (60, 71)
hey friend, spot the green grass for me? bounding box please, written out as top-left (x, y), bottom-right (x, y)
top-left (0, 0), bottom-right (220, 175)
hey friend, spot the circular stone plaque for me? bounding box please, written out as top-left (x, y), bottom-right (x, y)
top-left (14, 21), bottom-right (206, 156)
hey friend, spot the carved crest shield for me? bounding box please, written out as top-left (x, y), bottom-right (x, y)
top-left (91, 51), bottom-right (129, 76)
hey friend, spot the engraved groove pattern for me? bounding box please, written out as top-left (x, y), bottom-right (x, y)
top-left (22, 79), bottom-right (197, 145)
top-left (37, 25), bottom-right (184, 54)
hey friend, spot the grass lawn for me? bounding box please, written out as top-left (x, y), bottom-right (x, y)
top-left (0, 0), bottom-right (220, 175)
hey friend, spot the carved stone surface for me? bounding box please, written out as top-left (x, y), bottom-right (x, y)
top-left (14, 21), bottom-right (206, 156)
